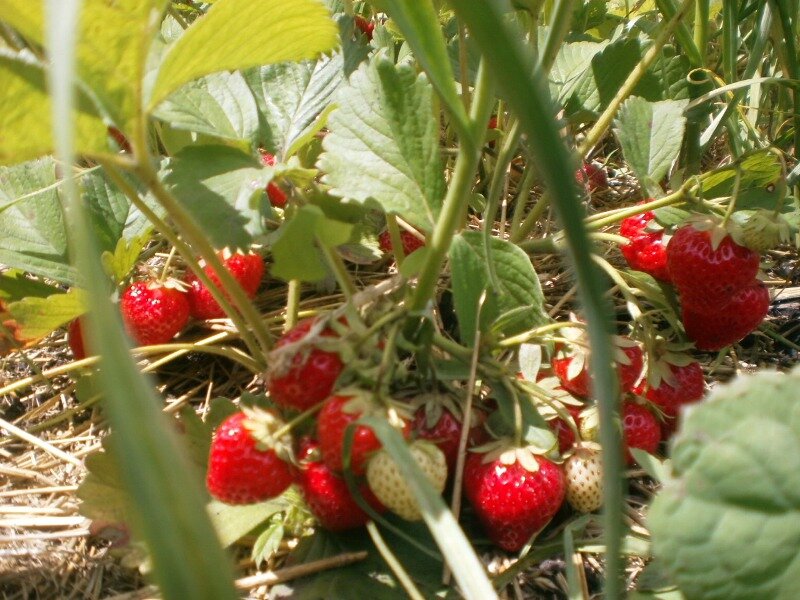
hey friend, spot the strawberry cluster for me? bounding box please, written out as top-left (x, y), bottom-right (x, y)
top-left (619, 212), bottom-right (770, 351)
top-left (666, 222), bottom-right (768, 350)
top-left (68, 251), bottom-right (264, 359)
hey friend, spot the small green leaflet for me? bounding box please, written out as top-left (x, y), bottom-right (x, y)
top-left (208, 500), bottom-right (287, 548)
top-left (7, 290), bottom-right (86, 340)
top-left (649, 368), bottom-right (800, 600)
top-left (270, 205), bottom-right (354, 283)
top-left (614, 97), bottom-right (688, 198)
top-left (318, 57), bottom-right (445, 232)
top-left (449, 231), bottom-right (549, 344)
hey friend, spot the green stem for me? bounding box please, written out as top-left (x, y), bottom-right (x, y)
top-left (408, 60), bottom-right (495, 312)
top-left (285, 280), bottom-right (301, 332)
top-left (509, 162), bottom-right (538, 239)
top-left (578, 0), bottom-right (697, 156)
top-left (693, 0), bottom-right (708, 63)
top-left (385, 214), bottom-right (406, 267)
top-left (458, 20), bottom-right (471, 110)
top-left (584, 184), bottom-right (695, 229)
top-left (772, 0), bottom-right (800, 164)
top-left (100, 160), bottom-right (268, 366)
top-left (318, 238), bottom-right (356, 300)
top-left (511, 190), bottom-right (552, 243)
top-left (653, 0), bottom-right (704, 68)
top-left (366, 523), bottom-right (427, 600)
top-left (538, 0), bottom-right (576, 73)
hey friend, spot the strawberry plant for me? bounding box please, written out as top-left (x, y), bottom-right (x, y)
top-left (2, 0), bottom-right (799, 598)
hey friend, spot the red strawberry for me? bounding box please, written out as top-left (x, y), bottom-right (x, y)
top-left (464, 447), bottom-right (565, 552)
top-left (622, 401), bottom-right (660, 465)
top-left (317, 392), bottom-right (409, 476)
top-left (120, 281), bottom-right (189, 346)
top-left (666, 223), bottom-right (760, 312)
top-left (185, 251), bottom-right (265, 320)
top-left (552, 354), bottom-right (591, 398)
top-left (549, 405), bottom-right (583, 453)
top-left (681, 282), bottom-right (769, 351)
top-left (636, 360), bottom-right (704, 437)
top-left (412, 405), bottom-right (488, 471)
top-left (354, 15), bottom-right (374, 40)
top-left (619, 210), bottom-right (671, 282)
top-left (206, 411), bottom-right (293, 504)
top-left (575, 161), bottom-right (608, 193)
top-left (553, 337), bottom-right (643, 398)
top-left (259, 151), bottom-right (288, 208)
top-left (68, 318), bottom-right (86, 360)
top-left (295, 439), bottom-right (384, 531)
top-left (267, 319), bottom-right (343, 411)
top-left (378, 229), bottom-right (426, 256)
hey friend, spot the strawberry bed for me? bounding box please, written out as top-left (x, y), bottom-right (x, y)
top-left (2, 1), bottom-right (800, 599)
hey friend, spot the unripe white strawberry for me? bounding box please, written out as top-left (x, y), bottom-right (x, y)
top-left (365, 440), bottom-right (447, 521)
top-left (564, 444), bottom-right (603, 513)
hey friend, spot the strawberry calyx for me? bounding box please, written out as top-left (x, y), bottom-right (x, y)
top-left (473, 440), bottom-right (555, 472)
top-left (683, 213), bottom-right (744, 251)
top-left (240, 406), bottom-right (294, 463)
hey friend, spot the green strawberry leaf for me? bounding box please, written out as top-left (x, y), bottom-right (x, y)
top-left (6, 290), bottom-right (86, 340)
top-left (614, 97), bottom-right (688, 198)
top-left (318, 57), bottom-right (445, 232)
top-left (0, 51), bottom-right (109, 166)
top-left (178, 405), bottom-right (214, 473)
top-left (449, 231), bottom-right (549, 345)
top-left (270, 205), bottom-right (354, 283)
top-left (208, 499), bottom-right (287, 548)
top-left (0, 157), bottom-right (77, 283)
top-left (245, 16), bottom-right (369, 158)
top-left (84, 168), bottom-right (159, 253)
top-left (549, 40), bottom-right (607, 119)
top-left (162, 145), bottom-right (274, 250)
top-left (552, 36), bottom-right (686, 121)
top-left (101, 234), bottom-right (151, 284)
top-left (152, 71), bottom-right (260, 142)
top-left (2, 0), bottom-right (170, 134)
top-left (378, 0), bottom-right (472, 144)
top-left (649, 368), bottom-right (800, 600)
top-left (148, 0), bottom-right (339, 111)
top-left (695, 149), bottom-right (785, 213)
top-left (0, 270), bottom-right (64, 305)
top-left (252, 522), bottom-right (285, 567)
top-left (78, 437), bottom-right (136, 525)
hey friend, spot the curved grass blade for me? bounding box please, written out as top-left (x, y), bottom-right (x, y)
top-left (446, 2), bottom-right (623, 597)
top-left (45, 2), bottom-right (238, 598)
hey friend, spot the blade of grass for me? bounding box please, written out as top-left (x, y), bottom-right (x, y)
top-left (45, 2), bottom-right (238, 598)
top-left (446, 3), bottom-right (624, 598)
